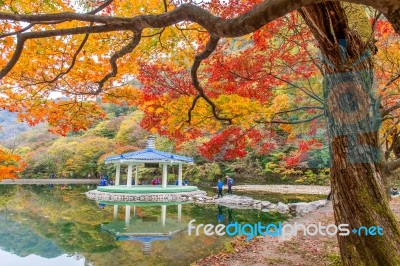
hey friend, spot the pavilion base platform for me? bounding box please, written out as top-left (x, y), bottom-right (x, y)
top-left (96, 200), bottom-right (191, 206)
top-left (97, 185), bottom-right (199, 194)
top-left (86, 186), bottom-right (208, 203)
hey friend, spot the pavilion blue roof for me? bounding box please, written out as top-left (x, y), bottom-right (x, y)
top-left (105, 148), bottom-right (193, 164)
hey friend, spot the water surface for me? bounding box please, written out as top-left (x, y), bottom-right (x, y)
top-left (0, 185), bottom-right (289, 266)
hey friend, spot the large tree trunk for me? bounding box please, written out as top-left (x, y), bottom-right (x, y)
top-left (300, 2), bottom-right (400, 265)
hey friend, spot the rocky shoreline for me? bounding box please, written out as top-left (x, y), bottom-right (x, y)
top-left (208, 194), bottom-right (327, 216)
top-left (86, 189), bottom-right (327, 216)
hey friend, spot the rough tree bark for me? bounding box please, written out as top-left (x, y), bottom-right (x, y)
top-left (300, 3), bottom-right (400, 265)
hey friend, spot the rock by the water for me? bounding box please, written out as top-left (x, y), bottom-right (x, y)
top-left (215, 195), bottom-right (255, 205)
top-left (261, 201), bottom-right (272, 208)
top-left (287, 203), bottom-right (297, 211)
top-left (293, 200), bottom-right (327, 216)
top-left (277, 202), bottom-right (289, 213)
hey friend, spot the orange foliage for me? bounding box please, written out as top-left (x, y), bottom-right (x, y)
top-left (0, 148), bottom-right (25, 179)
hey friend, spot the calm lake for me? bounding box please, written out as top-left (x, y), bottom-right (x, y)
top-left (0, 185), bottom-right (322, 266)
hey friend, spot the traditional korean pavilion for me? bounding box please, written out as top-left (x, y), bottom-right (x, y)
top-left (100, 136), bottom-right (197, 194)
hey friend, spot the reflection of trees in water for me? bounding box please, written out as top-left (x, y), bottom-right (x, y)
top-left (0, 209), bottom-right (10, 221)
top-left (0, 185), bottom-right (290, 265)
top-left (0, 185), bottom-right (117, 255)
top-left (0, 216), bottom-right (64, 258)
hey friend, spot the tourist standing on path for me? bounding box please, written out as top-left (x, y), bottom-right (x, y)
top-left (226, 176), bottom-right (233, 194)
top-left (217, 179), bottom-right (224, 198)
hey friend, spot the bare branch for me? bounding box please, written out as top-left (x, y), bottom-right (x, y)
top-left (383, 70), bottom-right (400, 92)
top-left (88, 0), bottom-right (114, 15)
top-left (385, 157), bottom-right (400, 172)
top-left (255, 113), bottom-right (324, 124)
top-left (0, 24), bottom-right (130, 80)
top-left (382, 102), bottom-right (400, 117)
top-left (0, 34), bottom-right (25, 79)
top-left (96, 30), bottom-right (142, 93)
top-left (0, 1), bottom-right (396, 36)
top-left (187, 94), bottom-right (200, 123)
top-left (188, 36), bottom-right (232, 124)
top-left (0, 0), bottom-right (398, 92)
top-left (0, 23), bottom-right (34, 39)
top-left (41, 31), bottom-right (91, 86)
top-left (274, 106), bottom-right (324, 115)
top-left (268, 72), bottom-right (324, 104)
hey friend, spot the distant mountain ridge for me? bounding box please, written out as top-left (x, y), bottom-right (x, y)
top-left (0, 110), bottom-right (30, 141)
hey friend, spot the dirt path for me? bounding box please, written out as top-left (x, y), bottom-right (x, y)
top-left (195, 198), bottom-right (400, 266)
top-left (233, 185), bottom-right (330, 195)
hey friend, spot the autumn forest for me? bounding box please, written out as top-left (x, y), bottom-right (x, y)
top-left (1, 0), bottom-right (400, 265)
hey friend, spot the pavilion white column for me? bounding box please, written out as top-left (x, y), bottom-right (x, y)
top-left (135, 164), bottom-right (139, 186)
top-left (113, 205), bottom-right (118, 221)
top-left (127, 163), bottom-right (133, 188)
top-left (178, 163), bottom-right (183, 186)
top-left (161, 205), bottom-right (166, 226)
top-left (115, 163), bottom-right (121, 186)
top-left (125, 205), bottom-right (131, 225)
top-left (177, 204), bottom-right (182, 222)
top-left (133, 206), bottom-right (136, 218)
top-left (162, 163), bottom-right (168, 188)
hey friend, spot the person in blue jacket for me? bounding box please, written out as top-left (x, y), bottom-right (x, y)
top-left (99, 178), bottom-right (107, 186)
top-left (217, 179), bottom-right (224, 198)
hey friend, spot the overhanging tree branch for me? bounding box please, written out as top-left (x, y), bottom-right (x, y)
top-left (255, 113), bottom-right (324, 124)
top-left (96, 30), bottom-right (142, 93)
top-left (0, 0), bottom-right (399, 91)
top-left (188, 36), bottom-right (232, 124)
top-left (274, 106), bottom-right (324, 115)
top-left (88, 0), bottom-right (114, 15)
top-left (385, 158), bottom-right (400, 172)
top-left (0, 0), bottom-right (398, 36)
top-left (382, 69), bottom-right (400, 92)
top-left (0, 23), bottom-right (34, 39)
top-left (382, 102), bottom-right (400, 117)
top-left (0, 23), bottom-right (131, 80)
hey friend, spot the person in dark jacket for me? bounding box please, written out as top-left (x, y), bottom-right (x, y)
top-left (226, 176), bottom-right (233, 194)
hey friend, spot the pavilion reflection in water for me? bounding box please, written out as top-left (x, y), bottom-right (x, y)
top-left (100, 202), bottom-right (187, 255)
